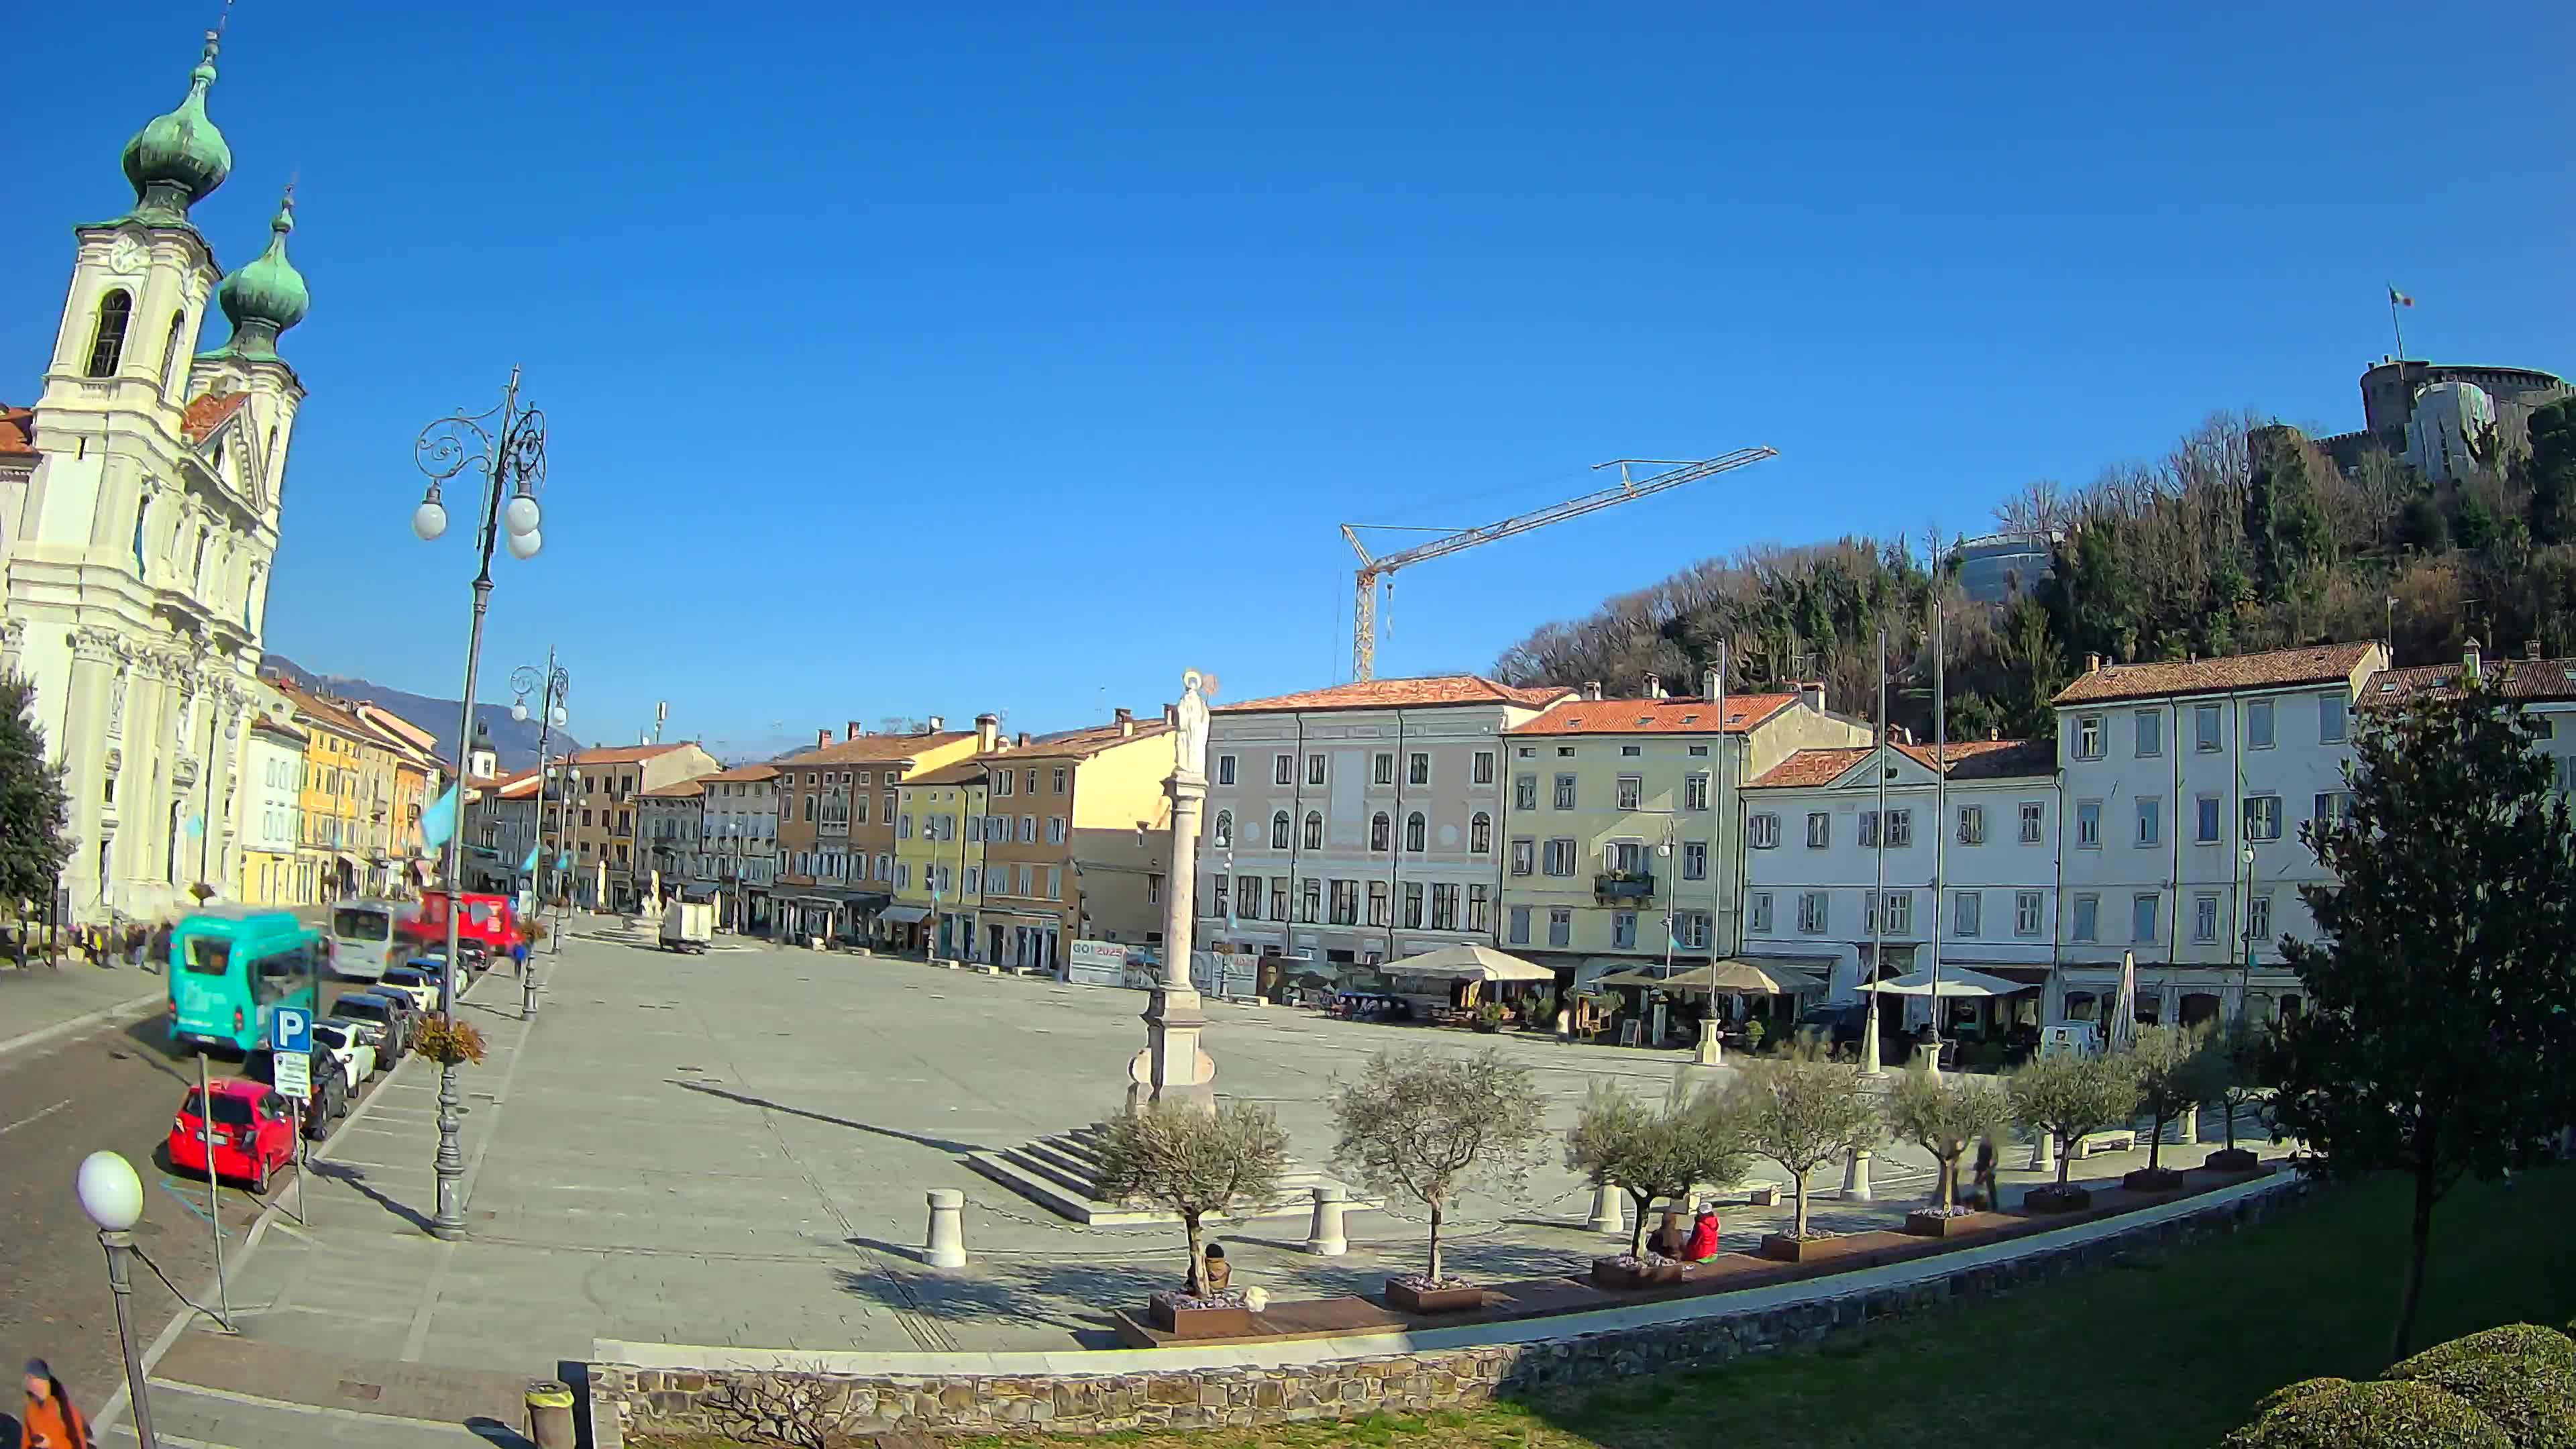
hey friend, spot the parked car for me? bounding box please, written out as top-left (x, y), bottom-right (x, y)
top-left (332, 991), bottom-right (411, 1059)
top-left (323, 1010), bottom-right (396, 1069)
top-left (303, 1064), bottom-right (349, 1138)
top-left (309, 1019), bottom-right (377, 1085)
top-left (167, 1079), bottom-right (297, 1191)
top-left (378, 963), bottom-right (443, 1014)
top-left (355, 986), bottom-right (422, 1053)
top-left (2039, 1021), bottom-right (2104, 1059)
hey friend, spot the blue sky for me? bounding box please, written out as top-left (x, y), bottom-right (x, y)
top-left (8, 2), bottom-right (2570, 761)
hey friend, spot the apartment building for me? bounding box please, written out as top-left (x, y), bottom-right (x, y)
top-left (771, 718), bottom-right (981, 943)
top-left (1200, 675), bottom-right (1570, 975)
top-left (697, 762), bottom-right (781, 932)
top-left (1741, 737), bottom-right (2058, 1032)
top-left (564, 741), bottom-right (722, 911)
top-left (351, 701), bottom-right (443, 890)
top-left (894, 759), bottom-right (989, 958)
top-left (276, 682), bottom-right (379, 902)
top-left (2371, 639), bottom-right (2576, 785)
top-left (979, 710), bottom-right (1175, 973)
top-left (239, 687), bottom-right (307, 906)
top-left (1499, 672), bottom-right (1868, 975)
top-left (639, 775), bottom-right (709, 904)
top-left (2051, 641), bottom-right (2389, 1032)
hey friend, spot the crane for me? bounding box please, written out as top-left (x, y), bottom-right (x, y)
top-left (1340, 447), bottom-right (1779, 681)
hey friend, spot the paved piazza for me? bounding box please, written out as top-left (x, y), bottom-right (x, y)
top-left (197, 930), bottom-right (2247, 1374)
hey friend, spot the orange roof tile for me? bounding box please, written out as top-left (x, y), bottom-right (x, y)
top-left (181, 392), bottom-right (249, 444)
top-left (568, 741), bottom-right (703, 766)
top-left (775, 731), bottom-right (974, 768)
top-left (1509, 693), bottom-right (1800, 737)
top-left (639, 777), bottom-right (709, 800)
top-left (0, 405), bottom-right (34, 459)
top-left (2369, 654), bottom-right (2576, 706)
top-left (1216, 675), bottom-right (1572, 714)
top-left (2052, 643), bottom-right (2378, 706)
top-left (1752, 739), bottom-right (2050, 788)
top-left (1008, 719), bottom-right (1175, 761)
top-left (704, 763), bottom-right (781, 782)
top-left (907, 759), bottom-right (991, 787)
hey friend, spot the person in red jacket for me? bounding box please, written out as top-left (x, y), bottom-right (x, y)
top-left (1682, 1208), bottom-right (1723, 1263)
top-left (22, 1358), bottom-right (90, 1449)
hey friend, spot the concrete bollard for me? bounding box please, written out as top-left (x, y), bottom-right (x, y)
top-left (1841, 1147), bottom-right (1874, 1201)
top-left (1304, 1184), bottom-right (1350, 1256)
top-left (2175, 1105), bottom-right (2198, 1144)
top-left (525, 1379), bottom-right (576, 1449)
top-left (1585, 1181), bottom-right (1626, 1236)
top-left (2029, 1129), bottom-right (2055, 1176)
top-left (925, 1189), bottom-right (967, 1268)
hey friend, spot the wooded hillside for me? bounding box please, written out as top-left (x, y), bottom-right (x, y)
top-left (1491, 400), bottom-right (2576, 743)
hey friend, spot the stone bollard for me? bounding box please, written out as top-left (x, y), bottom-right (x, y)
top-left (2029, 1129), bottom-right (2055, 1176)
top-left (925, 1189), bottom-right (968, 1268)
top-left (1585, 1181), bottom-right (1626, 1236)
top-left (2175, 1106), bottom-right (2198, 1144)
top-left (1841, 1146), bottom-right (1874, 1201)
top-left (525, 1379), bottom-right (576, 1449)
top-left (1304, 1184), bottom-right (1350, 1256)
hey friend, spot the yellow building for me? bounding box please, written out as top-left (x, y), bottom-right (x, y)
top-left (895, 759), bottom-right (990, 959)
top-left (277, 682), bottom-right (376, 901)
top-left (354, 702), bottom-right (442, 890)
top-left (977, 711), bottom-right (1175, 973)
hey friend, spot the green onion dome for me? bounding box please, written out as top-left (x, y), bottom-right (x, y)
top-left (121, 32), bottom-right (232, 224)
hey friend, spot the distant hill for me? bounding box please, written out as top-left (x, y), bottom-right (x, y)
top-left (260, 654), bottom-right (572, 773)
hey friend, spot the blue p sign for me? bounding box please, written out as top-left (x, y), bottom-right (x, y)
top-left (270, 1006), bottom-right (311, 1056)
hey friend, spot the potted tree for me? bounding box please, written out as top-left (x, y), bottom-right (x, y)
top-left (1330, 1049), bottom-right (1546, 1313)
top-left (2183, 1017), bottom-right (2271, 1174)
top-left (1089, 1099), bottom-right (1289, 1337)
top-left (2007, 1049), bottom-right (2141, 1212)
top-left (1725, 1045), bottom-right (1882, 1261)
top-left (2123, 1024), bottom-right (2204, 1191)
top-left (1564, 1083), bottom-right (1750, 1287)
top-left (1882, 1061), bottom-right (2011, 1236)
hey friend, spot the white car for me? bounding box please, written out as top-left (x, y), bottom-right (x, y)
top-left (309, 1019), bottom-right (378, 1087)
top-left (374, 967), bottom-right (443, 1015)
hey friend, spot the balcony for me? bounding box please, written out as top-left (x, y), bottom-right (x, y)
top-left (1595, 871), bottom-right (1656, 903)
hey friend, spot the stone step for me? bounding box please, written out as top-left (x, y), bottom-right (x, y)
top-left (967, 1142), bottom-right (1369, 1227)
top-left (998, 1144), bottom-right (1108, 1197)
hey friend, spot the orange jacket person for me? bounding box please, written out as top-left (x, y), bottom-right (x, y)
top-left (23, 1358), bottom-right (91, 1449)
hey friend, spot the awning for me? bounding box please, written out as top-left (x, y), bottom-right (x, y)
top-left (1862, 965), bottom-right (2031, 998)
top-left (1595, 957), bottom-right (1825, 995)
top-left (878, 905), bottom-right (932, 925)
top-left (1379, 944), bottom-right (1555, 983)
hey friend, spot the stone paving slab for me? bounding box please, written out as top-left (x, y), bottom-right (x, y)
top-left (0, 958), bottom-right (165, 1057)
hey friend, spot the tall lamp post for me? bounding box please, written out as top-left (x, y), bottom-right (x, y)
top-left (412, 368), bottom-right (547, 1240)
top-left (511, 654), bottom-right (570, 900)
top-left (78, 1150), bottom-right (159, 1449)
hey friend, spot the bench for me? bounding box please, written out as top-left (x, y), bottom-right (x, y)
top-left (1739, 1180), bottom-right (1788, 1207)
top-left (2076, 1128), bottom-right (2138, 1159)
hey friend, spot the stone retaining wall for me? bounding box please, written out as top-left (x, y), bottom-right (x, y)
top-left (597, 1179), bottom-right (2304, 1444)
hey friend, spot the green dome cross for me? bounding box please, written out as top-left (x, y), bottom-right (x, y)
top-left (121, 31), bottom-right (232, 225)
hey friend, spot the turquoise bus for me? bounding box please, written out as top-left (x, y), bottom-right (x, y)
top-left (167, 910), bottom-right (323, 1057)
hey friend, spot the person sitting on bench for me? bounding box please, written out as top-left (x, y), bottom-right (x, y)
top-left (1195, 1242), bottom-right (1232, 1297)
top-left (1683, 1208), bottom-right (1722, 1262)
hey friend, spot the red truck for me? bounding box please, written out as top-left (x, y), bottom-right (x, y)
top-left (397, 890), bottom-right (518, 963)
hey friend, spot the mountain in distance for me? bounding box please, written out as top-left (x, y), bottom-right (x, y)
top-left (260, 653), bottom-right (572, 773)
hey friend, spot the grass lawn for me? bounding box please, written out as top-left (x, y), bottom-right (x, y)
top-left (649, 1167), bottom-right (2576, 1449)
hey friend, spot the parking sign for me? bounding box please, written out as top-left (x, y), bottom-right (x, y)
top-left (270, 1006), bottom-right (311, 1057)
top-left (274, 1049), bottom-right (311, 1102)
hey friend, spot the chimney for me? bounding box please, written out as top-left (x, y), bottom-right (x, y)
top-left (2084, 653), bottom-right (2102, 674)
top-left (924, 715), bottom-right (945, 733)
top-left (1582, 680), bottom-right (1603, 701)
top-left (816, 728), bottom-right (830, 749)
top-left (1989, 727), bottom-right (2000, 741)
top-left (846, 720), bottom-right (862, 741)
top-left (1701, 667), bottom-right (1721, 701)
top-left (2463, 637), bottom-right (2483, 684)
top-left (1643, 672), bottom-right (1664, 699)
top-left (975, 712), bottom-right (999, 753)
top-left (1799, 681), bottom-right (1825, 714)
top-left (1164, 703), bottom-right (1179, 727)
top-left (1114, 707), bottom-right (1135, 737)
top-left (1016, 731), bottom-right (1031, 747)
top-left (2529, 638), bottom-right (2543, 660)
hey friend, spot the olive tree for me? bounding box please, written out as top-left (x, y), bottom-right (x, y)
top-left (2007, 1050), bottom-right (2141, 1192)
top-left (1882, 1061), bottom-right (2010, 1212)
top-left (2129, 1024), bottom-right (2206, 1174)
top-left (1564, 1082), bottom-right (1750, 1260)
top-left (1723, 1044), bottom-right (1881, 1238)
top-left (2180, 1016), bottom-right (2273, 1157)
top-left (1090, 1099), bottom-right (1289, 1297)
top-left (1330, 1049), bottom-right (1548, 1284)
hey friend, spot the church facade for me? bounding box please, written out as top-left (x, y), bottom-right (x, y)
top-left (1, 30), bottom-right (313, 922)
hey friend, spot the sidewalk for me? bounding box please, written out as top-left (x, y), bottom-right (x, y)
top-left (0, 955), bottom-right (164, 1057)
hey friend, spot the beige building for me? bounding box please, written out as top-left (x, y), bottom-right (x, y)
top-left (977, 710), bottom-right (1177, 973)
top-left (564, 741), bottom-right (720, 910)
top-left (770, 720), bottom-right (982, 944)
top-left (3, 34), bottom-right (314, 922)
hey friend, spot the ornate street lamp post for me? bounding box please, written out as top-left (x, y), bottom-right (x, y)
top-left (412, 368), bottom-right (547, 1240)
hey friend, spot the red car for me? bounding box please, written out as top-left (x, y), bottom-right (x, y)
top-left (168, 1079), bottom-right (297, 1191)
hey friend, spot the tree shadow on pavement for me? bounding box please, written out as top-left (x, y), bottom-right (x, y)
top-left (307, 1159), bottom-right (437, 1234)
top-left (833, 1257), bottom-right (1141, 1347)
top-left (667, 1078), bottom-right (988, 1155)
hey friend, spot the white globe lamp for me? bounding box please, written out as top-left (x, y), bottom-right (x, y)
top-left (506, 528), bottom-right (542, 560)
top-left (78, 1149), bottom-right (145, 1231)
top-left (412, 496), bottom-right (449, 541)
top-left (504, 492), bottom-right (541, 537)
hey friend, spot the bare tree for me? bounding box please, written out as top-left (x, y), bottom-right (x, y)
top-left (1330, 1050), bottom-right (1548, 1284)
top-left (1091, 1099), bottom-right (1290, 1297)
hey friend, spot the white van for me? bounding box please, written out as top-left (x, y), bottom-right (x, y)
top-left (2039, 1021), bottom-right (2103, 1059)
top-left (327, 900), bottom-right (402, 981)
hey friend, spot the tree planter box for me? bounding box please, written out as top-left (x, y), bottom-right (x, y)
top-left (2203, 1147), bottom-right (2262, 1174)
top-left (1590, 1256), bottom-right (1688, 1290)
top-left (1385, 1279), bottom-right (1486, 1313)
top-left (2024, 1185), bottom-right (2093, 1214)
top-left (1759, 1233), bottom-right (1834, 1263)
top-left (1903, 1209), bottom-right (1981, 1238)
top-left (1145, 1293), bottom-right (1254, 1338)
top-left (2121, 1167), bottom-right (2186, 1192)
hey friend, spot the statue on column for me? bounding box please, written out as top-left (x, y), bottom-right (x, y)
top-left (1131, 667), bottom-right (1218, 1108)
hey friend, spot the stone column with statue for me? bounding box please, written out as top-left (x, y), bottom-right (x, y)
top-left (1130, 669), bottom-right (1216, 1109)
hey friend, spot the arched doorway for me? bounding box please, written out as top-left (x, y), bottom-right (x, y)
top-left (2180, 992), bottom-right (2222, 1028)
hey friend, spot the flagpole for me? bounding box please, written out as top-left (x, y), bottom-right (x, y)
top-left (1860, 627), bottom-right (1888, 1078)
top-left (1929, 595), bottom-right (1947, 1073)
top-left (2388, 285), bottom-right (2410, 364)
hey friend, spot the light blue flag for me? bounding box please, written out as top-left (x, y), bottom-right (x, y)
top-left (522, 844), bottom-right (541, 874)
top-left (555, 851), bottom-right (573, 871)
top-left (419, 786), bottom-right (458, 851)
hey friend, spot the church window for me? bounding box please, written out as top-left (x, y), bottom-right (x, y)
top-left (131, 501), bottom-right (148, 576)
top-left (160, 311), bottom-right (186, 391)
top-left (87, 290), bottom-right (133, 377)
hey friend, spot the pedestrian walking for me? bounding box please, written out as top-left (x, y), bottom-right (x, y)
top-left (1972, 1136), bottom-right (2001, 1212)
top-left (21, 1358), bottom-right (91, 1449)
